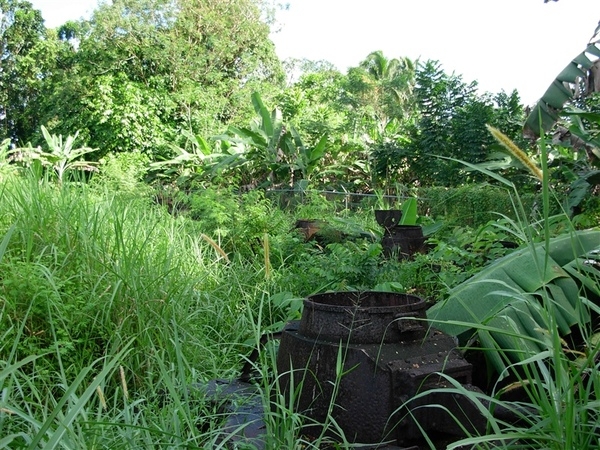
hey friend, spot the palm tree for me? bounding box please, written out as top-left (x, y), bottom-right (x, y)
top-left (362, 51), bottom-right (415, 108)
top-left (349, 50), bottom-right (416, 141)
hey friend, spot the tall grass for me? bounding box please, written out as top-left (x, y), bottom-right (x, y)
top-left (1, 134), bottom-right (598, 448)
top-left (0, 170), bottom-right (282, 447)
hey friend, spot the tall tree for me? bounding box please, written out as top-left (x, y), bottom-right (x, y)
top-left (0, 0), bottom-right (64, 142)
top-left (38, 0), bottom-right (284, 157)
top-left (397, 60), bottom-right (525, 187)
top-left (345, 51), bottom-right (416, 142)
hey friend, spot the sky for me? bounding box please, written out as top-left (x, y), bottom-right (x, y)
top-left (30, 0), bottom-right (600, 106)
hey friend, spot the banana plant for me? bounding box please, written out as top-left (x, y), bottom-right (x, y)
top-left (18, 126), bottom-right (97, 183)
top-left (556, 108), bottom-right (600, 216)
top-left (563, 108), bottom-right (600, 162)
top-left (215, 92), bottom-right (329, 187)
top-left (150, 129), bottom-right (214, 184)
top-left (285, 126), bottom-right (328, 183)
top-left (215, 92), bottom-right (289, 186)
top-left (525, 22), bottom-right (600, 135)
top-left (427, 229), bottom-right (600, 373)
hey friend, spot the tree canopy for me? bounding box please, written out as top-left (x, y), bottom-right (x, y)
top-left (2, 0), bottom-right (284, 156)
top-left (1, 0), bottom-right (536, 191)
top-left (0, 0), bottom-right (66, 141)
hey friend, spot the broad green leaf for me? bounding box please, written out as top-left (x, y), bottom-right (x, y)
top-left (180, 130), bottom-right (212, 156)
top-left (566, 178), bottom-right (591, 211)
top-left (251, 92), bottom-right (272, 137)
top-left (289, 125), bottom-right (304, 150)
top-left (310, 135), bottom-right (328, 163)
top-left (525, 101), bottom-right (559, 134)
top-left (572, 53), bottom-right (594, 69)
top-left (268, 111), bottom-right (285, 154)
top-left (563, 256), bottom-right (600, 299)
top-left (556, 63), bottom-right (587, 82)
top-left (400, 197), bottom-right (417, 225)
top-left (546, 229), bottom-right (600, 265)
top-left (585, 43), bottom-right (600, 58)
top-left (227, 126), bottom-right (266, 146)
top-left (565, 109), bottom-right (600, 122)
top-left (427, 230), bottom-right (600, 372)
top-left (542, 81), bottom-right (573, 109)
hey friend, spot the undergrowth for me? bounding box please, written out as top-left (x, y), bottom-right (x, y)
top-left (0, 153), bottom-right (598, 448)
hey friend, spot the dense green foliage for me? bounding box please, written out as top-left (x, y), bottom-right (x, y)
top-left (2, 0), bottom-right (283, 158)
top-left (1, 147), bottom-right (598, 447)
top-left (0, 0), bottom-right (72, 142)
top-left (404, 61), bottom-right (526, 186)
top-left (1, 0), bottom-right (600, 448)
top-left (1, 0), bottom-right (539, 193)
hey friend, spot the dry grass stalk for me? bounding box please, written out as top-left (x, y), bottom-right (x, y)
top-left (96, 385), bottom-right (107, 410)
top-left (119, 365), bottom-right (129, 400)
top-left (201, 233), bottom-right (230, 262)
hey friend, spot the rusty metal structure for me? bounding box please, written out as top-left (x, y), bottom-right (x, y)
top-left (276, 291), bottom-right (486, 446)
top-left (375, 210), bottom-right (426, 259)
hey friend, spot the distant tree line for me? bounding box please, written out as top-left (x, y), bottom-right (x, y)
top-left (1, 0), bottom-right (533, 190)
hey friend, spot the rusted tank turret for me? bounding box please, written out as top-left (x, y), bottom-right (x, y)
top-left (276, 291), bottom-right (485, 446)
top-left (375, 210), bottom-right (427, 259)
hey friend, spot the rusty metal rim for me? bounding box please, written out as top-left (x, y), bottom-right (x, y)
top-left (304, 292), bottom-right (426, 314)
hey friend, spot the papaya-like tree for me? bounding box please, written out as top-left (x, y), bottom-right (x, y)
top-left (384, 60), bottom-right (527, 187)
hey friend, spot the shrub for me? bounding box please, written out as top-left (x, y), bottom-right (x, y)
top-left (419, 184), bottom-right (538, 227)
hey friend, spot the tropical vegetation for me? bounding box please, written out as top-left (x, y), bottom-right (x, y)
top-left (0, 0), bottom-right (599, 448)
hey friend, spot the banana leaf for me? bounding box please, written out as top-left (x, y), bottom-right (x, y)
top-left (427, 230), bottom-right (600, 372)
top-left (400, 197), bottom-right (418, 225)
top-left (524, 26), bottom-right (600, 135)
